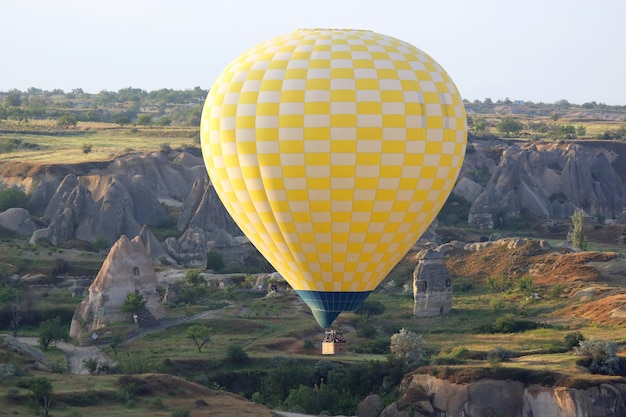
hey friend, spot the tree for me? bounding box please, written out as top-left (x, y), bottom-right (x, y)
top-left (389, 328), bottom-right (425, 366)
top-left (186, 324), bottom-right (211, 352)
top-left (56, 113), bottom-right (77, 128)
top-left (206, 249), bottom-right (225, 272)
top-left (113, 114), bottom-right (131, 126)
top-left (121, 290), bottom-right (146, 321)
top-left (495, 117), bottom-right (523, 136)
top-left (571, 209), bottom-right (588, 250)
top-left (184, 269), bottom-right (205, 286)
top-left (29, 377), bottom-right (53, 417)
top-left (136, 114), bottom-right (152, 125)
top-left (5, 90), bottom-right (22, 106)
top-left (0, 186), bottom-right (29, 211)
top-left (38, 317), bottom-right (67, 351)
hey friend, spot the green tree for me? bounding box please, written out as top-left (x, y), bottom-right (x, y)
top-left (82, 143), bottom-right (93, 154)
top-left (186, 324), bottom-right (211, 352)
top-left (38, 317), bottom-right (67, 351)
top-left (121, 290), bottom-right (146, 320)
top-left (136, 114), bottom-right (152, 125)
top-left (495, 117), bottom-right (523, 136)
top-left (389, 328), bottom-right (425, 366)
top-left (29, 377), bottom-right (53, 417)
top-left (0, 186), bottom-right (29, 211)
top-left (113, 114), bottom-right (131, 126)
top-left (0, 284), bottom-right (26, 337)
top-left (206, 250), bottom-right (225, 272)
top-left (571, 209), bottom-right (588, 250)
top-left (56, 113), bottom-right (77, 128)
top-left (184, 268), bottom-right (205, 286)
top-left (5, 90), bottom-right (22, 107)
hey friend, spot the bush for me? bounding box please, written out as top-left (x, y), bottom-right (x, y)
top-left (563, 331), bottom-right (585, 350)
top-left (170, 410), bottom-right (191, 417)
top-left (575, 339), bottom-right (620, 375)
top-left (0, 186), bottom-right (29, 211)
top-left (489, 313), bottom-right (539, 334)
top-left (226, 344), bottom-right (249, 363)
top-left (487, 346), bottom-right (513, 363)
top-left (64, 390), bottom-right (99, 406)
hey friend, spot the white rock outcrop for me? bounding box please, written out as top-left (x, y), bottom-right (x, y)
top-left (69, 234), bottom-right (165, 339)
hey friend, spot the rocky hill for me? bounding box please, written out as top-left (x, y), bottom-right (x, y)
top-left (1, 139), bottom-right (626, 266)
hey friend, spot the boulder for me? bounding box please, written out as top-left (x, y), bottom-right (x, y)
top-left (452, 177), bottom-right (484, 204)
top-left (355, 394), bottom-right (382, 417)
top-left (0, 208), bottom-right (36, 235)
top-left (69, 234), bottom-right (165, 339)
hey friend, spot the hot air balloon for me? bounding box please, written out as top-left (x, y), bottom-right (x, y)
top-left (200, 29), bottom-right (467, 328)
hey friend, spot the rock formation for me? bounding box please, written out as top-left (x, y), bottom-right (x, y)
top-left (69, 234), bottom-right (165, 339)
top-left (165, 173), bottom-right (243, 266)
top-left (467, 141), bottom-right (626, 228)
top-left (379, 372), bottom-right (626, 417)
top-left (413, 249), bottom-right (453, 317)
top-left (0, 207), bottom-right (36, 235)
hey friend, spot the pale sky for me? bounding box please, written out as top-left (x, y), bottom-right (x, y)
top-left (2, 0), bottom-right (625, 105)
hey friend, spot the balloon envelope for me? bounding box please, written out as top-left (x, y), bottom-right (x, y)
top-left (200, 29), bottom-right (467, 327)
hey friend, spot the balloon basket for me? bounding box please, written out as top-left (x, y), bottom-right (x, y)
top-left (321, 329), bottom-right (347, 355)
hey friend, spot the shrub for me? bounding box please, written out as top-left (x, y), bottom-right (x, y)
top-left (486, 274), bottom-right (513, 292)
top-left (563, 331), bottom-right (585, 350)
top-left (575, 339), bottom-right (620, 375)
top-left (0, 186), bottom-right (29, 211)
top-left (160, 142), bottom-right (172, 153)
top-left (184, 269), bottom-right (205, 286)
top-left (226, 344), bottom-right (249, 363)
top-left (82, 357), bottom-right (99, 375)
top-left (487, 346), bottom-right (513, 363)
top-left (64, 390), bottom-right (99, 406)
top-left (303, 339), bottom-right (315, 350)
top-left (206, 250), bottom-right (225, 271)
top-left (390, 328), bottom-right (425, 366)
top-left (489, 313), bottom-right (539, 334)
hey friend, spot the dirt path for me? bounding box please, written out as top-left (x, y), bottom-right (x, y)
top-left (18, 337), bottom-right (115, 375)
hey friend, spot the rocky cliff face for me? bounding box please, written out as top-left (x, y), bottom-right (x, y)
top-left (378, 372), bottom-right (626, 417)
top-left (464, 140), bottom-right (626, 228)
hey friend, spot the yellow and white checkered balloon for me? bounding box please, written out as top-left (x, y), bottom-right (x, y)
top-left (201, 29), bottom-right (467, 327)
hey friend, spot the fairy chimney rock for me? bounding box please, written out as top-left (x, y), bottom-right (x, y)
top-left (413, 249), bottom-right (453, 317)
top-left (69, 234), bottom-right (165, 339)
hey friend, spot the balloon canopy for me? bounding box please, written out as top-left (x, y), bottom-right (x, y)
top-left (200, 29), bottom-right (467, 328)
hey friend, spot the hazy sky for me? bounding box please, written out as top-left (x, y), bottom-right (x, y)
top-left (2, 0), bottom-right (625, 105)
